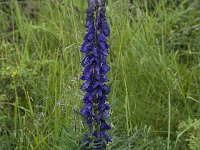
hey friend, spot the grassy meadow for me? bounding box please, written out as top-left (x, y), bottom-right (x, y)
top-left (0, 0), bottom-right (200, 149)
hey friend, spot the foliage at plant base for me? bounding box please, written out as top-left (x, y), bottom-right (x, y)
top-left (175, 118), bottom-right (200, 150)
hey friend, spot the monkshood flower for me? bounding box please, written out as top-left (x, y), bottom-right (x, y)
top-left (80, 0), bottom-right (111, 149)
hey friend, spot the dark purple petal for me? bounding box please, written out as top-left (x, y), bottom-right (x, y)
top-left (86, 7), bottom-right (94, 16)
top-left (80, 75), bottom-right (88, 80)
top-left (103, 112), bottom-right (110, 118)
top-left (101, 21), bottom-right (110, 37)
top-left (98, 33), bottom-right (107, 42)
top-left (102, 49), bottom-right (109, 56)
top-left (85, 17), bottom-right (94, 28)
top-left (83, 65), bottom-right (94, 78)
top-left (98, 89), bottom-right (103, 97)
top-left (99, 103), bottom-right (110, 113)
top-left (83, 92), bottom-right (94, 102)
top-left (100, 122), bottom-right (111, 130)
top-left (100, 7), bottom-right (106, 16)
top-left (102, 132), bottom-right (112, 142)
top-left (96, 74), bottom-right (101, 81)
top-left (80, 106), bottom-right (90, 117)
top-left (91, 89), bottom-right (98, 97)
top-left (99, 41), bottom-right (109, 50)
top-left (102, 75), bottom-right (108, 82)
top-left (80, 42), bottom-right (92, 53)
top-left (102, 26), bottom-right (110, 37)
top-left (95, 65), bottom-right (101, 81)
top-left (90, 81), bottom-right (100, 90)
top-left (88, 25), bottom-right (95, 32)
top-left (85, 102), bottom-right (93, 109)
top-left (101, 63), bottom-right (110, 74)
top-left (95, 65), bottom-right (100, 73)
top-left (100, 56), bottom-right (107, 64)
top-left (99, 95), bottom-right (107, 103)
top-left (92, 114), bottom-right (101, 121)
top-left (84, 32), bottom-right (95, 41)
top-left (93, 47), bottom-right (98, 56)
top-left (81, 54), bottom-right (93, 67)
top-left (102, 84), bottom-right (111, 95)
top-left (80, 80), bottom-right (91, 91)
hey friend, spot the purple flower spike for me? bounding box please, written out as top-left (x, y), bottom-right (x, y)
top-left (80, 0), bottom-right (111, 149)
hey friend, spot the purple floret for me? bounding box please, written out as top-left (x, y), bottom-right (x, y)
top-left (80, 1), bottom-right (111, 149)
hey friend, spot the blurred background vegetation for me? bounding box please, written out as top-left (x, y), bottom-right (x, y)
top-left (0, 0), bottom-right (200, 149)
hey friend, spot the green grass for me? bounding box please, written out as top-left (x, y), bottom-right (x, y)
top-left (0, 0), bottom-right (200, 149)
